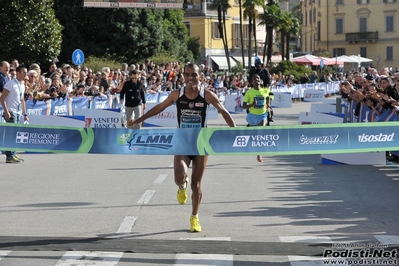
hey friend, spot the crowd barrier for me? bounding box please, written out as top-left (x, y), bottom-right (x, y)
top-left (271, 81), bottom-right (340, 99)
top-left (1, 122), bottom-right (399, 156)
top-left (0, 82), bottom-right (339, 123)
top-left (301, 94), bottom-right (399, 164)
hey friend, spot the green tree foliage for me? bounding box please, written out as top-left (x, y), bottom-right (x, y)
top-left (259, 3), bottom-right (281, 67)
top-left (0, 0), bottom-right (63, 65)
top-left (270, 60), bottom-right (311, 83)
top-left (187, 36), bottom-right (201, 62)
top-left (53, 0), bottom-right (196, 64)
top-left (211, 0), bottom-right (232, 71)
top-left (313, 49), bottom-right (331, 58)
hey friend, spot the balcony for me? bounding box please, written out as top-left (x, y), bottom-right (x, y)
top-left (346, 32), bottom-right (378, 43)
top-left (183, 1), bottom-right (218, 16)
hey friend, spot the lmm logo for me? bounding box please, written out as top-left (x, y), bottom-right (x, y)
top-left (128, 134), bottom-right (173, 150)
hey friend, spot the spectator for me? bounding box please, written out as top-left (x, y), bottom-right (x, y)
top-left (309, 71), bottom-right (319, 83)
top-left (0, 66), bottom-right (29, 163)
top-left (44, 63), bottom-right (57, 79)
top-left (300, 73), bottom-right (309, 84)
top-left (119, 70), bottom-right (146, 129)
top-left (0, 61), bottom-right (10, 94)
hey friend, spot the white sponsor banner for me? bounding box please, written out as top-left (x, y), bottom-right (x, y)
top-left (303, 90), bottom-right (325, 102)
top-left (271, 92), bottom-right (292, 108)
top-left (74, 108), bottom-right (122, 128)
top-left (144, 103), bottom-right (177, 127)
top-left (27, 115), bottom-right (86, 127)
top-left (224, 95), bottom-right (245, 114)
top-left (310, 103), bottom-right (345, 114)
top-left (298, 112), bottom-right (343, 125)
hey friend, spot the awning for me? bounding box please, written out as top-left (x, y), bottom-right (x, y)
top-left (210, 56), bottom-right (236, 70)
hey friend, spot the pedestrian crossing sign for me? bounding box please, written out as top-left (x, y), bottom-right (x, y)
top-left (72, 49), bottom-right (85, 66)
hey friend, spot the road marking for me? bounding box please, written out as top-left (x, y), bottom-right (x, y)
top-left (279, 236), bottom-right (332, 243)
top-left (374, 235), bottom-right (399, 245)
top-left (0, 250), bottom-right (11, 261)
top-left (175, 237), bottom-right (232, 266)
top-left (137, 190), bottom-right (156, 204)
top-left (385, 173), bottom-right (399, 177)
top-left (55, 251), bottom-right (123, 266)
top-left (116, 216), bottom-right (137, 234)
top-left (179, 237), bottom-right (231, 241)
top-left (154, 174), bottom-right (168, 184)
top-left (288, 256), bottom-right (347, 266)
top-left (174, 254), bottom-right (233, 266)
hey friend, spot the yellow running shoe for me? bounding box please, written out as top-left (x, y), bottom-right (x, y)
top-left (190, 216), bottom-right (201, 232)
top-left (177, 178), bottom-right (188, 205)
top-left (14, 155), bottom-right (24, 162)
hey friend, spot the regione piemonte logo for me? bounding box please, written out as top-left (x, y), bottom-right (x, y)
top-left (16, 132), bottom-right (29, 144)
top-left (233, 135), bottom-right (250, 147)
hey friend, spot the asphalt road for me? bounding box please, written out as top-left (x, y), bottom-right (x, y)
top-left (0, 100), bottom-right (398, 266)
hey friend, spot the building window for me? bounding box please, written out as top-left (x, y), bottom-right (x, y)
top-left (336, 0), bottom-right (344, 4)
top-left (383, 0), bottom-right (397, 3)
top-left (386, 16), bottom-right (394, 32)
top-left (232, 24), bottom-right (249, 48)
top-left (360, 47), bottom-right (367, 58)
top-left (335, 18), bottom-right (344, 34)
top-left (309, 10), bottom-right (312, 24)
top-left (184, 22), bottom-right (191, 35)
top-left (313, 8), bottom-right (316, 24)
top-left (357, 0), bottom-right (370, 3)
top-left (212, 22), bottom-right (221, 39)
top-left (386, 46), bottom-right (393, 60)
top-left (333, 48), bottom-right (346, 57)
top-left (359, 17), bottom-right (367, 32)
top-left (317, 21), bottom-right (321, 41)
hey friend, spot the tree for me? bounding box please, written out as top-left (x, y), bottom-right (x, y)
top-left (259, 1), bottom-right (281, 67)
top-left (211, 0), bottom-right (232, 71)
top-left (53, 0), bottom-right (194, 64)
top-left (0, 0), bottom-right (63, 65)
top-left (243, 0), bottom-right (262, 68)
top-left (278, 11), bottom-right (290, 61)
top-left (285, 13), bottom-right (300, 60)
top-left (238, 0), bottom-right (245, 69)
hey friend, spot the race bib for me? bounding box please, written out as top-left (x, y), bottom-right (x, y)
top-left (254, 96), bottom-right (265, 109)
top-left (181, 115), bottom-right (202, 128)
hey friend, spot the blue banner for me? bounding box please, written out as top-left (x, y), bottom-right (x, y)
top-left (90, 95), bottom-right (112, 109)
top-left (50, 98), bottom-right (73, 116)
top-left (72, 97), bottom-right (90, 110)
top-left (25, 100), bottom-right (51, 116)
top-left (1, 123), bottom-right (399, 155)
top-left (0, 124), bottom-right (90, 153)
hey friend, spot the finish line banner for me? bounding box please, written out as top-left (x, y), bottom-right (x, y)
top-left (1, 123), bottom-right (399, 155)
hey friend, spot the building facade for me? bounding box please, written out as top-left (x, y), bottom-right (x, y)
top-left (300, 0), bottom-right (399, 69)
top-left (183, 0), bottom-right (267, 70)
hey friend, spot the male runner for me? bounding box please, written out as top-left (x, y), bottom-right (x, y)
top-left (242, 74), bottom-right (270, 163)
top-left (128, 63), bottom-right (236, 232)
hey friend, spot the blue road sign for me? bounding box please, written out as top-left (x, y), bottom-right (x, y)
top-left (72, 49), bottom-right (85, 66)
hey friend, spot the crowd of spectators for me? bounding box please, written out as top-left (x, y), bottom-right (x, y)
top-left (338, 67), bottom-right (399, 116)
top-left (0, 58), bottom-right (306, 102)
top-left (1, 58), bottom-right (399, 104)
